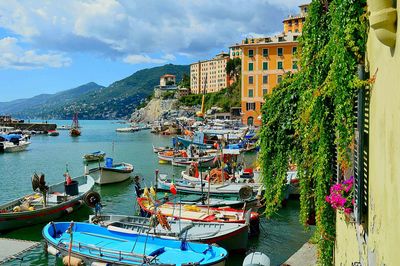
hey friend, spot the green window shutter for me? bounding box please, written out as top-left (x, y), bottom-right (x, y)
top-left (249, 63), bottom-right (253, 71)
top-left (263, 62), bottom-right (268, 70)
top-left (278, 61), bottom-right (283, 69)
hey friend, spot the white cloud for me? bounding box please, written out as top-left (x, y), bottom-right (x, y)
top-left (0, 37), bottom-right (71, 70)
top-left (123, 54), bottom-right (167, 64)
top-left (0, 0), bottom-right (306, 64)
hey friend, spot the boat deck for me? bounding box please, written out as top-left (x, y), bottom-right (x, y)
top-left (0, 238), bottom-right (40, 264)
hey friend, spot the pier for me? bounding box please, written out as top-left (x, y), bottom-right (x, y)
top-left (0, 122), bottom-right (57, 132)
top-left (0, 238), bottom-right (40, 264)
top-left (282, 242), bottom-right (316, 266)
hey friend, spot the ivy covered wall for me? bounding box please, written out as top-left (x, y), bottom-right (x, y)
top-left (259, 0), bottom-right (368, 265)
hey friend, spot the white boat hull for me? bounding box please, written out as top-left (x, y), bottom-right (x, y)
top-left (88, 163), bottom-right (133, 185)
top-left (3, 141), bottom-right (31, 152)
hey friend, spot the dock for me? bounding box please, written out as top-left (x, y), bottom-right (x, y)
top-left (0, 238), bottom-right (40, 264)
top-left (282, 242), bottom-right (317, 266)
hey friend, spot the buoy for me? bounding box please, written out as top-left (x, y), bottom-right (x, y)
top-left (47, 246), bottom-right (60, 256)
top-left (62, 255), bottom-right (83, 266)
top-left (242, 252), bottom-right (270, 266)
top-left (65, 207), bottom-right (74, 214)
top-left (170, 182), bottom-right (177, 195)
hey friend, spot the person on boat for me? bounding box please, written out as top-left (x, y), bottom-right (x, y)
top-left (134, 176), bottom-right (141, 197)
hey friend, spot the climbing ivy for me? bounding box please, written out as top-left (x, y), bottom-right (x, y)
top-left (259, 0), bottom-right (368, 265)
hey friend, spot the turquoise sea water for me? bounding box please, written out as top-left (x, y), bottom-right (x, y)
top-left (0, 120), bottom-right (312, 265)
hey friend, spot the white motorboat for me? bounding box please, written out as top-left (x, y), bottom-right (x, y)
top-left (88, 159), bottom-right (133, 185)
top-left (0, 134), bottom-right (31, 153)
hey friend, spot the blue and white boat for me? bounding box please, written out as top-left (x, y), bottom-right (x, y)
top-left (88, 158), bottom-right (133, 185)
top-left (43, 222), bottom-right (228, 266)
top-left (0, 133), bottom-right (31, 153)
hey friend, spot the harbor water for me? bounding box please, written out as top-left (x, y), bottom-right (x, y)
top-left (0, 120), bottom-right (312, 265)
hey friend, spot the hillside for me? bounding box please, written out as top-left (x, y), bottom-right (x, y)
top-left (1, 64), bottom-right (189, 119)
top-left (178, 81), bottom-right (241, 112)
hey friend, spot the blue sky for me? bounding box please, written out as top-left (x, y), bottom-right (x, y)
top-left (0, 0), bottom-right (305, 102)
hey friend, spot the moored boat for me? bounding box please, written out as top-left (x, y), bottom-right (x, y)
top-left (89, 214), bottom-right (248, 252)
top-left (83, 151), bottom-right (106, 162)
top-left (152, 144), bottom-right (174, 153)
top-left (69, 113), bottom-right (81, 137)
top-left (0, 134), bottom-right (31, 153)
top-left (137, 197), bottom-right (260, 236)
top-left (157, 175), bottom-right (263, 197)
top-left (0, 174), bottom-right (94, 232)
top-left (88, 158), bottom-right (133, 185)
top-left (43, 221), bottom-right (228, 266)
top-left (47, 130), bottom-right (60, 136)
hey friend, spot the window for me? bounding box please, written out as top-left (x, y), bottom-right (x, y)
top-left (232, 52), bottom-right (235, 57)
top-left (248, 89), bottom-right (254, 97)
top-left (248, 63), bottom-right (253, 71)
top-left (294, 36), bottom-right (298, 41)
top-left (246, 103), bottom-right (256, 111)
top-left (262, 62), bottom-right (268, 70)
top-left (293, 61), bottom-right (298, 70)
top-left (278, 36), bottom-right (284, 42)
top-left (248, 49), bottom-right (254, 57)
top-left (277, 47), bottom-right (283, 56)
top-left (236, 52), bottom-right (239, 56)
top-left (277, 75), bottom-right (283, 83)
top-left (292, 47), bottom-right (297, 54)
top-left (295, 29), bottom-right (299, 33)
top-left (262, 49), bottom-right (269, 57)
top-left (262, 75), bottom-right (268, 84)
top-left (263, 88), bottom-right (268, 95)
top-left (248, 76), bottom-right (254, 84)
top-left (277, 61), bottom-right (283, 69)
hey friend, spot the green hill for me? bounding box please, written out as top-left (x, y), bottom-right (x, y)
top-left (3, 64), bottom-right (189, 119)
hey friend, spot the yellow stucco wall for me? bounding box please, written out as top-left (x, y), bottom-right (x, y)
top-left (335, 1), bottom-right (400, 265)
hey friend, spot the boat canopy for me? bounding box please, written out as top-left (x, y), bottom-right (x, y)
top-left (0, 134), bottom-right (22, 141)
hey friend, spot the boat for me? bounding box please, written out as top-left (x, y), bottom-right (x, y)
top-left (137, 197), bottom-right (260, 236)
top-left (150, 191), bottom-right (259, 209)
top-left (69, 113), bottom-right (81, 137)
top-left (83, 151), bottom-right (106, 162)
top-left (116, 127), bottom-right (138, 133)
top-left (157, 175), bottom-right (263, 197)
top-left (88, 158), bottom-right (133, 185)
top-left (176, 135), bottom-right (214, 149)
top-left (0, 134), bottom-right (31, 153)
top-left (43, 221), bottom-right (228, 266)
top-left (47, 130), bottom-right (59, 136)
top-left (158, 148), bottom-right (216, 164)
top-left (58, 125), bottom-right (71, 130)
top-left (0, 174), bottom-right (95, 232)
top-left (243, 252), bottom-right (271, 266)
top-left (152, 144), bottom-right (174, 153)
top-left (89, 214), bottom-right (248, 252)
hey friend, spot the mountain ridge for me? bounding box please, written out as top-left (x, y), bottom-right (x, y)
top-left (1, 64), bottom-right (189, 119)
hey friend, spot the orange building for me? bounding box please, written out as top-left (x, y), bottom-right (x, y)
top-left (231, 4), bottom-right (308, 126)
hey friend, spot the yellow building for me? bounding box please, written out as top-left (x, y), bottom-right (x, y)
top-left (233, 4), bottom-right (307, 126)
top-left (334, 1), bottom-right (400, 265)
top-left (283, 4), bottom-right (308, 34)
top-left (190, 52), bottom-right (230, 94)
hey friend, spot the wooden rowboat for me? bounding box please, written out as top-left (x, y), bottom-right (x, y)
top-left (0, 175), bottom-right (94, 232)
top-left (137, 197), bottom-right (260, 236)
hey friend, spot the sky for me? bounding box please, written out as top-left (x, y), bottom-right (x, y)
top-left (0, 0), bottom-right (305, 102)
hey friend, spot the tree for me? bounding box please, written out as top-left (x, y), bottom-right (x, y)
top-left (178, 73), bottom-right (190, 88)
top-left (226, 58), bottom-right (241, 81)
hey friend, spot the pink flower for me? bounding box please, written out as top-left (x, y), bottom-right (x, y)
top-left (344, 208), bottom-right (352, 214)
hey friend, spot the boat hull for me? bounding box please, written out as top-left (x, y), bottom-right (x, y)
top-left (0, 175), bottom-right (94, 232)
top-left (43, 222), bottom-right (227, 266)
top-left (90, 214), bottom-right (248, 252)
top-left (89, 163), bottom-right (133, 185)
top-left (3, 141), bottom-right (30, 152)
